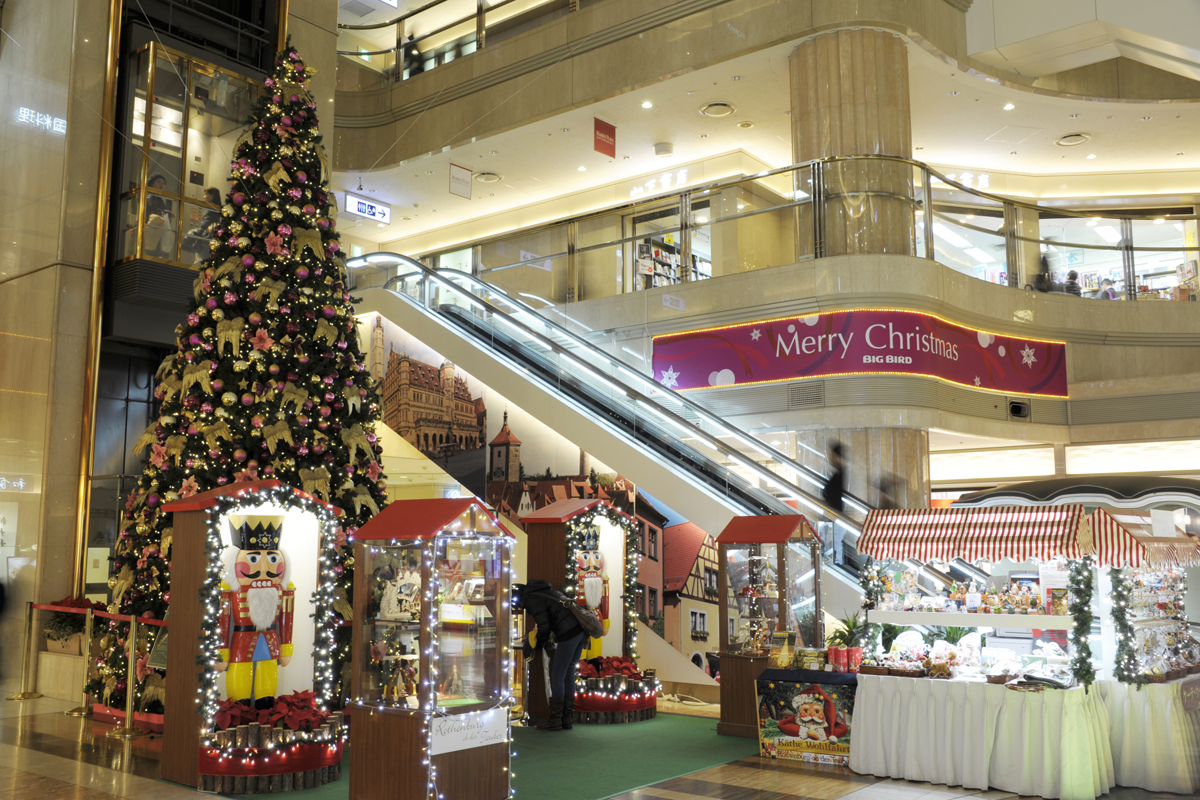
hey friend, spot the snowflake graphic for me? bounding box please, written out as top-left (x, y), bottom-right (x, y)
top-left (974, 376), bottom-right (981, 387)
top-left (659, 366), bottom-right (679, 388)
top-left (750, 329), bottom-right (762, 342)
top-left (1020, 345), bottom-right (1037, 367)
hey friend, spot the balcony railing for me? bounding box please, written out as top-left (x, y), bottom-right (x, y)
top-left (348, 155), bottom-right (1200, 305)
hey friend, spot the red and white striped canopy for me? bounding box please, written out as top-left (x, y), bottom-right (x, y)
top-left (1090, 509), bottom-right (1200, 568)
top-left (858, 508), bottom-right (970, 563)
top-left (956, 505), bottom-right (1090, 564)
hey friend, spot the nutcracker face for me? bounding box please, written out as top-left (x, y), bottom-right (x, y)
top-left (234, 549), bottom-right (286, 589)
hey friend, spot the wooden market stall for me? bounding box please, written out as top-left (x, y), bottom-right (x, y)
top-left (349, 498), bottom-right (514, 800)
top-left (851, 504), bottom-right (1115, 800)
top-left (715, 513), bottom-right (819, 738)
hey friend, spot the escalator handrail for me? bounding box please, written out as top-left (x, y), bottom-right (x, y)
top-left (363, 253), bottom-right (866, 536)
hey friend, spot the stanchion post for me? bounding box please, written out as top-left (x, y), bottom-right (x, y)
top-left (107, 615), bottom-right (147, 739)
top-left (6, 601), bottom-right (43, 700)
top-left (64, 608), bottom-right (94, 716)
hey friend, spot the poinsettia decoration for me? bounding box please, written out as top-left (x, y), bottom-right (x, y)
top-left (578, 656), bottom-right (642, 680)
top-left (213, 690), bottom-right (330, 732)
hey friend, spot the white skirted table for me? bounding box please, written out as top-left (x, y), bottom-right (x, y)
top-left (849, 675), bottom-right (1114, 800)
top-left (1098, 678), bottom-right (1200, 794)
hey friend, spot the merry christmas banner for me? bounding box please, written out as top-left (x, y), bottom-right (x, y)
top-left (651, 309), bottom-right (1068, 398)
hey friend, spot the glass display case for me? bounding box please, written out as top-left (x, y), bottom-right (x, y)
top-left (349, 498), bottom-right (513, 800)
top-left (714, 515), bottom-right (820, 738)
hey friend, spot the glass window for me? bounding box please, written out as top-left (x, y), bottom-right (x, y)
top-left (649, 587), bottom-right (658, 618)
top-left (363, 542), bottom-right (424, 707)
top-left (649, 528), bottom-right (658, 559)
top-left (180, 202), bottom-right (220, 266)
top-left (119, 50), bottom-right (151, 194)
top-left (185, 65), bottom-right (258, 204)
top-left (434, 536), bottom-right (503, 708)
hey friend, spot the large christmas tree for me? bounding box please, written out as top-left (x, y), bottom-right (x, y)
top-left (92, 43), bottom-right (388, 711)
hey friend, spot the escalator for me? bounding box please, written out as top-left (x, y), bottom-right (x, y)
top-left (349, 253), bottom-right (874, 620)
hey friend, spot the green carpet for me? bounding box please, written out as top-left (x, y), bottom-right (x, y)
top-left (220, 714), bottom-right (757, 800)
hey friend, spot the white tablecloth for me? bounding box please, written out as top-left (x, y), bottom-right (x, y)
top-left (1098, 679), bottom-right (1200, 794)
top-left (849, 675), bottom-right (1114, 800)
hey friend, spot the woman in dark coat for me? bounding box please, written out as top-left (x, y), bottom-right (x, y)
top-left (514, 580), bottom-right (586, 731)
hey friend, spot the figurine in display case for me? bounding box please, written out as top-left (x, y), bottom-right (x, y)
top-left (350, 498), bottom-right (514, 800)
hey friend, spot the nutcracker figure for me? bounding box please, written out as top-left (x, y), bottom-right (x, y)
top-left (575, 525), bottom-right (609, 659)
top-left (216, 515), bottom-right (295, 707)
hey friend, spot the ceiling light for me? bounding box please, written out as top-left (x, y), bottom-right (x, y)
top-left (654, 142), bottom-right (674, 157)
top-left (562, 128), bottom-right (571, 133)
top-left (731, 76), bottom-right (742, 81)
top-left (699, 102), bottom-right (736, 117)
top-left (377, 222), bottom-right (386, 227)
top-left (1086, 218), bottom-right (1098, 227)
top-left (1069, 113), bottom-right (1080, 119)
top-left (1094, 225), bottom-right (1122, 243)
top-left (915, 146), bottom-right (924, 151)
top-left (1142, 116), bottom-right (1153, 121)
top-left (1056, 132), bottom-right (1091, 146)
top-left (1010, 151), bottom-right (1017, 155)
top-left (698, 134), bottom-right (708, 139)
top-left (577, 166), bottom-right (587, 171)
top-left (1154, 218), bottom-right (1166, 224)
top-left (641, 101), bottom-right (653, 109)
top-left (737, 204), bottom-right (745, 210)
top-left (425, 170), bottom-right (435, 174)
top-left (474, 172), bottom-right (502, 183)
top-left (1083, 153), bottom-right (1097, 160)
top-left (948, 91), bottom-right (960, 96)
top-left (1178, 152), bottom-right (1186, 156)
top-left (932, 223), bottom-right (970, 248)
top-left (1003, 103), bottom-right (1015, 110)
top-left (402, 216), bottom-right (412, 221)
top-left (488, 150), bottom-right (498, 155)
top-left (623, 156), bottom-right (630, 160)
top-left (696, 215), bottom-right (708, 223)
top-left (737, 121), bottom-right (754, 129)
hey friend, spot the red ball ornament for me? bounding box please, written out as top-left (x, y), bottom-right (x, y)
top-left (251, 415), bottom-right (265, 428)
top-left (233, 449), bottom-right (248, 462)
top-left (142, 610), bottom-right (156, 619)
top-left (241, 393), bottom-right (255, 405)
top-left (296, 267), bottom-right (309, 280)
top-left (312, 441), bottom-right (325, 455)
top-left (318, 405), bottom-right (331, 417)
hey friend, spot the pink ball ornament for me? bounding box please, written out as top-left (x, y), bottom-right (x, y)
top-left (312, 441), bottom-right (325, 455)
top-left (317, 419), bottom-right (330, 431)
top-left (316, 217), bottom-right (330, 230)
top-left (263, 465), bottom-right (274, 476)
top-left (295, 172), bottom-right (307, 184)
top-left (200, 401), bottom-right (214, 414)
top-left (318, 405), bottom-right (331, 417)
top-left (279, 304), bottom-right (290, 315)
top-left (290, 94), bottom-right (299, 104)
top-left (366, 432), bottom-right (377, 443)
top-left (287, 371), bottom-right (299, 382)
top-left (241, 254), bottom-right (256, 267)
top-left (146, 493), bottom-right (160, 507)
top-left (185, 458), bottom-right (195, 469)
top-left (296, 415), bottom-right (310, 427)
top-left (189, 333), bottom-right (202, 346)
top-left (206, 297), bottom-right (219, 310)
top-left (233, 449), bottom-right (248, 462)
top-left (251, 415), bottom-right (265, 428)
top-left (249, 312), bottom-right (263, 326)
top-left (322, 374), bottom-right (335, 385)
top-left (322, 305), bottom-right (336, 318)
top-left (245, 273), bottom-right (256, 284)
top-left (142, 610), bottom-right (156, 619)
top-left (302, 203), bottom-right (315, 216)
top-left (241, 393), bottom-right (255, 406)
top-left (209, 448), bottom-right (221, 458)
top-left (359, 389), bottom-right (368, 398)
top-left (324, 392), bottom-right (335, 402)
top-left (163, 592), bottom-right (170, 604)
top-left (217, 476), bottom-right (228, 485)
top-left (224, 291), bottom-right (238, 305)
top-left (280, 115), bottom-right (293, 127)
top-left (336, 340), bottom-right (348, 350)
top-left (298, 354), bottom-right (310, 365)
top-left (345, 378), bottom-right (355, 387)
top-left (296, 267), bottom-right (310, 280)
top-left (344, 464), bottom-right (356, 475)
top-left (272, 94), bottom-right (282, 104)
top-left (376, 480), bottom-right (388, 493)
top-left (327, 240), bottom-right (341, 252)
top-left (231, 192), bottom-right (247, 206)
top-left (333, 565), bottom-right (344, 576)
top-left (278, 224), bottom-right (292, 236)
top-left (296, 445), bottom-right (309, 456)
top-left (212, 378), bottom-right (225, 393)
top-left (188, 313), bottom-right (200, 327)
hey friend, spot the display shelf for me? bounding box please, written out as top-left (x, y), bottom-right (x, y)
top-left (866, 610), bottom-right (1075, 630)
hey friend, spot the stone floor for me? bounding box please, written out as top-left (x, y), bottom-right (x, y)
top-left (0, 680), bottom-right (1189, 800)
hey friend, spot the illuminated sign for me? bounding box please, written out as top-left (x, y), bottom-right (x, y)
top-left (652, 309), bottom-right (1068, 397)
top-left (630, 169), bottom-right (689, 198)
top-left (0, 477), bottom-right (30, 491)
top-left (344, 193), bottom-right (391, 224)
top-left (16, 107), bottom-right (66, 134)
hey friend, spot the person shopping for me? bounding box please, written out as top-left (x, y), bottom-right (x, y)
top-left (821, 441), bottom-right (846, 566)
top-left (514, 580), bottom-right (587, 731)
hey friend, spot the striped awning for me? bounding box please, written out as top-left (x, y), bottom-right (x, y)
top-left (1090, 509), bottom-right (1200, 568)
top-left (858, 508), bottom-right (970, 563)
top-left (956, 505), bottom-right (1091, 564)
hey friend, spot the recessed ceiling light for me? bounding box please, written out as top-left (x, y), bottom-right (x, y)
top-left (402, 216), bottom-right (412, 221)
top-left (488, 193), bottom-right (495, 197)
top-left (699, 102), bottom-right (736, 117)
top-left (948, 91), bottom-right (960, 96)
top-left (698, 134), bottom-right (708, 138)
top-left (641, 101), bottom-right (653, 109)
top-left (474, 172), bottom-right (502, 183)
top-left (737, 121), bottom-right (754, 129)
top-left (731, 76), bottom-right (742, 81)
top-left (1142, 116), bottom-right (1153, 121)
top-left (562, 128), bottom-right (571, 133)
top-left (1010, 151), bottom-right (1017, 155)
top-left (1179, 152), bottom-right (1186, 156)
top-left (915, 146), bottom-right (924, 151)
top-left (488, 150), bottom-right (498, 155)
top-left (1003, 103), bottom-right (1015, 110)
top-left (1154, 218), bottom-right (1166, 224)
top-left (737, 204), bottom-right (745, 210)
top-left (577, 166), bottom-right (586, 171)
top-left (623, 155), bottom-right (630, 160)
top-left (1086, 154), bottom-right (1096, 159)
top-left (1069, 113), bottom-right (1080, 119)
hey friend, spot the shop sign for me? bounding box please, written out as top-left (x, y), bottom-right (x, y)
top-left (652, 309), bottom-right (1068, 397)
top-left (1182, 678), bottom-right (1200, 712)
top-left (449, 163), bottom-right (472, 200)
top-left (594, 118), bottom-right (616, 158)
top-left (15, 107), bottom-right (66, 134)
top-left (429, 708), bottom-right (508, 755)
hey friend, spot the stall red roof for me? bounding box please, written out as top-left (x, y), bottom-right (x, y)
top-left (664, 522), bottom-right (710, 592)
top-left (521, 498), bottom-right (605, 524)
top-left (161, 480), bottom-right (338, 513)
top-left (352, 497), bottom-right (508, 540)
top-left (715, 514), bottom-right (814, 545)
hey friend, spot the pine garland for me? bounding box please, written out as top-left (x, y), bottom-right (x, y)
top-left (1067, 557), bottom-right (1096, 689)
top-left (1110, 566), bottom-right (1150, 687)
top-left (563, 509), bottom-right (641, 658)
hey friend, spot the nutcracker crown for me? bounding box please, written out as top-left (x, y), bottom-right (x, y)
top-left (228, 513), bottom-right (285, 551)
top-left (579, 523), bottom-right (600, 552)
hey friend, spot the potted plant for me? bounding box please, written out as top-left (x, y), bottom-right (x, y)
top-left (43, 596), bottom-right (104, 655)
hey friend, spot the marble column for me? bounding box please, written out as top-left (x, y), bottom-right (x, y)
top-left (790, 29), bottom-right (914, 256)
top-left (794, 427), bottom-right (929, 511)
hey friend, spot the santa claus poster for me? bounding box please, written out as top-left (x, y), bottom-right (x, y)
top-left (755, 678), bottom-right (854, 765)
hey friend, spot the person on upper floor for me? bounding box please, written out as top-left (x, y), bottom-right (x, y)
top-left (1096, 278), bottom-right (1118, 300)
top-left (1063, 270), bottom-right (1083, 297)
